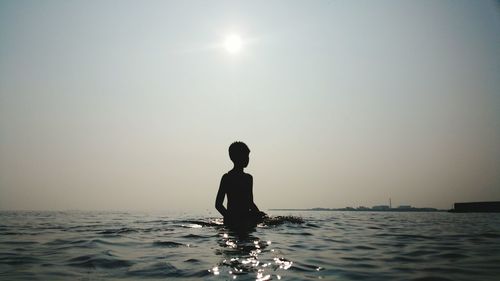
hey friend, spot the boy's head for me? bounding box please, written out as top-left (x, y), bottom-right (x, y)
top-left (229, 141), bottom-right (250, 168)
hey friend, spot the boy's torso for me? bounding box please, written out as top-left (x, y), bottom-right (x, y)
top-left (224, 171), bottom-right (252, 214)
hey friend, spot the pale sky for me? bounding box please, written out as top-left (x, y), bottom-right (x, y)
top-left (0, 0), bottom-right (499, 211)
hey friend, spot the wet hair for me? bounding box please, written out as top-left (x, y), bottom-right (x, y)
top-left (229, 141), bottom-right (250, 163)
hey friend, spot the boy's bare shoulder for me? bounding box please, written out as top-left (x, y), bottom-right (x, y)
top-left (224, 171), bottom-right (252, 180)
top-left (240, 172), bottom-right (253, 182)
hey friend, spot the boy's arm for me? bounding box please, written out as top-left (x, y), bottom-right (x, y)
top-left (215, 175), bottom-right (227, 217)
top-left (251, 202), bottom-right (260, 212)
top-left (249, 176), bottom-right (260, 212)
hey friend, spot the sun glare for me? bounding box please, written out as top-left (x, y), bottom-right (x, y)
top-left (224, 34), bottom-right (243, 54)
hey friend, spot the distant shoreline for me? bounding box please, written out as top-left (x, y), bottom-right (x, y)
top-left (270, 201), bottom-right (500, 213)
top-left (269, 207), bottom-right (445, 212)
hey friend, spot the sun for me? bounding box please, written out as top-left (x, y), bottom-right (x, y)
top-left (224, 34), bottom-right (243, 54)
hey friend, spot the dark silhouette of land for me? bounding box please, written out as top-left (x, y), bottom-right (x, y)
top-left (215, 142), bottom-right (266, 229)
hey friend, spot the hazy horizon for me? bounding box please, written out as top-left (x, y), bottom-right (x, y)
top-left (1, 0), bottom-right (499, 212)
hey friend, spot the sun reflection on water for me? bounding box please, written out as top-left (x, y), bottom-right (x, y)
top-left (212, 230), bottom-right (294, 280)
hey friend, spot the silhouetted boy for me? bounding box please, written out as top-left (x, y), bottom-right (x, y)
top-left (215, 141), bottom-right (266, 227)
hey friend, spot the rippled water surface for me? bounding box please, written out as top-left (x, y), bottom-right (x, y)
top-left (1, 211), bottom-right (499, 280)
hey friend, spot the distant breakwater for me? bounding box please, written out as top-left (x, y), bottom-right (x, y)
top-left (450, 201), bottom-right (500, 213)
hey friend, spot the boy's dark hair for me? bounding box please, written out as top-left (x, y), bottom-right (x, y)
top-left (229, 141), bottom-right (250, 163)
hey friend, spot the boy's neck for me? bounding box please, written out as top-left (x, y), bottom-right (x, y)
top-left (232, 166), bottom-right (244, 173)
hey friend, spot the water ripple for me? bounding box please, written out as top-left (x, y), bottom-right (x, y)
top-left (67, 254), bottom-right (132, 269)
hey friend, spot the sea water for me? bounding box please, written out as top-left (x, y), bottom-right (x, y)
top-left (0, 210), bottom-right (499, 280)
